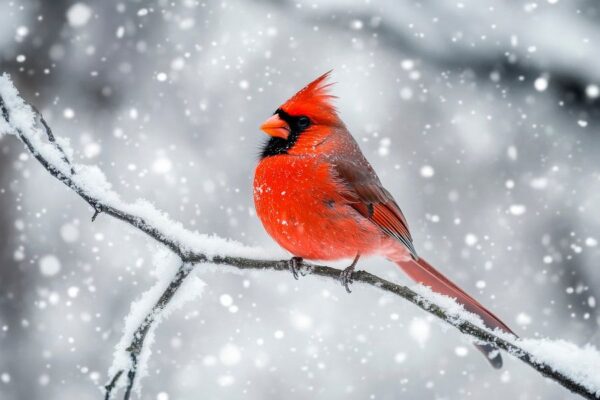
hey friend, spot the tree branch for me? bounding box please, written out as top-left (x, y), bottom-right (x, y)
top-left (1, 77), bottom-right (598, 400)
top-left (105, 262), bottom-right (194, 400)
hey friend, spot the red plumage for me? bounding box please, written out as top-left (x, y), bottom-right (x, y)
top-left (254, 72), bottom-right (514, 368)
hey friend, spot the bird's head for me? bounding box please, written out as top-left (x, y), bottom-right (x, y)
top-left (259, 71), bottom-right (341, 158)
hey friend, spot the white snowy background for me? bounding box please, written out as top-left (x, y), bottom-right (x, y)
top-left (1, 0), bottom-right (599, 399)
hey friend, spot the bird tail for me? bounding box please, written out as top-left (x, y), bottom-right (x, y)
top-left (393, 256), bottom-right (515, 369)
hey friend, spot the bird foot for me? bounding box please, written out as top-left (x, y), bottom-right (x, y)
top-left (340, 267), bottom-right (354, 293)
top-left (339, 254), bottom-right (360, 293)
top-left (288, 257), bottom-right (303, 280)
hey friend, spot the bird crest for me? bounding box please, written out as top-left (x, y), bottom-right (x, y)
top-left (280, 71), bottom-right (339, 124)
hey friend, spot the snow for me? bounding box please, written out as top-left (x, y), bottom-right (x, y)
top-left (63, 108), bottom-right (75, 119)
top-left (60, 223), bottom-right (79, 242)
top-left (67, 286), bottom-right (79, 298)
top-left (509, 204), bottom-right (527, 216)
top-left (108, 249), bottom-right (206, 395)
top-left (217, 374), bottom-right (235, 387)
top-left (83, 142), bottom-right (100, 158)
top-left (0, 73), bottom-right (273, 396)
top-left (516, 313), bottom-right (532, 326)
top-left (0, 73), bottom-right (265, 262)
top-left (0, 74), bottom-right (35, 138)
top-left (219, 343), bottom-right (242, 366)
top-left (519, 339), bottom-right (600, 397)
top-left (534, 76), bottom-right (549, 92)
top-left (219, 294), bottom-right (233, 307)
top-left (419, 165), bottom-right (434, 178)
top-left (152, 157), bottom-right (172, 173)
top-left (414, 284), bottom-right (600, 397)
top-left (157, 392), bottom-right (169, 400)
top-left (3, 65), bottom-right (600, 398)
top-left (394, 352), bottom-right (407, 364)
top-left (290, 312), bottom-right (312, 330)
top-left (464, 233), bottom-right (478, 246)
top-left (66, 3), bottom-right (92, 27)
top-left (39, 254), bottom-right (61, 276)
top-left (408, 318), bottom-right (431, 347)
top-left (454, 346), bottom-right (469, 357)
top-left (15, 26), bottom-right (28, 37)
top-left (586, 84), bottom-right (600, 99)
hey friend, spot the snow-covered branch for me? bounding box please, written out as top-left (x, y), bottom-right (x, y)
top-left (1, 74), bottom-right (599, 400)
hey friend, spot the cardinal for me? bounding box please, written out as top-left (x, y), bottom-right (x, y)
top-left (253, 71), bottom-right (514, 368)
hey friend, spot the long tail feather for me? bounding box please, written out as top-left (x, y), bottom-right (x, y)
top-left (395, 257), bottom-right (515, 368)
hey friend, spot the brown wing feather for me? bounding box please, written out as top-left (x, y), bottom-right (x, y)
top-left (332, 160), bottom-right (417, 258)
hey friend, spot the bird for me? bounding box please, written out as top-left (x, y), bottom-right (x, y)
top-left (253, 71), bottom-right (515, 368)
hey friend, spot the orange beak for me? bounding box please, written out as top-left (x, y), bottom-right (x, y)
top-left (260, 114), bottom-right (290, 139)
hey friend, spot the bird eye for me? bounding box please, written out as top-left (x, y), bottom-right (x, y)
top-left (297, 116), bottom-right (310, 129)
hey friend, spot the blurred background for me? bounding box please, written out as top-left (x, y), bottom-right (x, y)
top-left (1, 0), bottom-right (599, 399)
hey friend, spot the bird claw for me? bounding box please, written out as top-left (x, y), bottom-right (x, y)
top-left (288, 257), bottom-right (303, 280)
top-left (339, 254), bottom-right (360, 294)
top-left (339, 266), bottom-right (354, 293)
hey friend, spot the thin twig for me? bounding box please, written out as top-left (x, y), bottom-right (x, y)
top-left (104, 262), bottom-right (195, 399)
top-left (103, 370), bottom-right (123, 400)
top-left (31, 104), bottom-right (75, 175)
top-left (1, 86), bottom-right (598, 400)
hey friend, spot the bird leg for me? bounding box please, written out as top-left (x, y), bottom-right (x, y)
top-left (340, 254), bottom-right (360, 293)
top-left (288, 256), bottom-right (303, 280)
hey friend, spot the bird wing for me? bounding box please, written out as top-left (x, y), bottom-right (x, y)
top-left (332, 159), bottom-right (417, 258)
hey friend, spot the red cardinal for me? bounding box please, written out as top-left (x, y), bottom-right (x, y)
top-left (253, 71), bottom-right (514, 368)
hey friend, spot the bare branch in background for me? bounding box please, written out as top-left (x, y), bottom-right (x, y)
top-left (1, 78), bottom-right (599, 400)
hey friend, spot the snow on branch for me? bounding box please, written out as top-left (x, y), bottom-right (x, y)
top-left (1, 73), bottom-right (599, 400)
